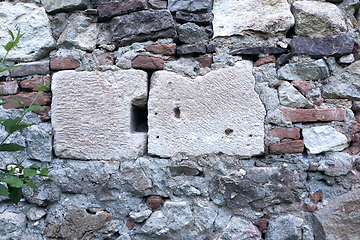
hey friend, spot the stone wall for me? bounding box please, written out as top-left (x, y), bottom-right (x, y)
top-left (0, 0), bottom-right (360, 239)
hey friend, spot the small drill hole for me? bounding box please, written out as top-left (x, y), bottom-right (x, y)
top-left (174, 107), bottom-right (180, 119)
top-left (156, 136), bottom-right (159, 139)
top-left (225, 128), bottom-right (233, 135)
top-left (155, 112), bottom-right (158, 115)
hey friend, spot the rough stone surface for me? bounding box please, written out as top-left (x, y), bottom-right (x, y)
top-left (176, 45), bottom-right (207, 55)
top-left (230, 47), bottom-right (287, 56)
top-left (2, 92), bottom-right (51, 109)
top-left (268, 127), bottom-right (301, 140)
top-left (96, 0), bottom-right (148, 20)
top-left (22, 123), bottom-right (52, 162)
top-left (148, 61), bottom-right (266, 157)
top-left (175, 12), bottom-right (213, 25)
top-left (282, 108), bottom-right (346, 122)
top-left (0, 2), bottom-right (56, 62)
top-left (41, 0), bottom-right (91, 13)
top-left (20, 77), bottom-right (51, 92)
top-left (212, 0), bottom-right (294, 37)
top-left (278, 59), bottom-right (329, 81)
top-left (266, 214), bottom-right (308, 240)
top-left (291, 34), bottom-right (354, 57)
top-left (292, 1), bottom-right (347, 37)
top-left (317, 152), bottom-right (353, 177)
top-left (177, 23), bottom-right (209, 44)
top-left (0, 81), bottom-right (20, 95)
top-left (269, 140), bottom-right (305, 154)
top-left (254, 55), bottom-right (276, 67)
top-left (26, 207), bottom-right (46, 221)
top-left (303, 126), bottom-right (348, 154)
top-left (132, 56), bottom-right (164, 70)
top-left (0, 211), bottom-right (27, 239)
top-left (10, 60), bottom-right (50, 77)
top-left (50, 56), bottom-right (80, 70)
top-left (168, 0), bottom-right (212, 12)
top-left (110, 10), bottom-right (176, 47)
top-left (218, 216), bottom-right (261, 240)
top-left (278, 81), bottom-right (313, 108)
top-left (145, 43), bottom-right (176, 55)
top-left (52, 70), bottom-right (148, 160)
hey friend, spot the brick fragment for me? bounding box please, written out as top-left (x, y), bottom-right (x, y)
top-left (254, 218), bottom-right (268, 231)
top-left (126, 219), bottom-right (136, 230)
top-left (0, 81), bottom-right (20, 95)
top-left (146, 196), bottom-right (162, 209)
top-left (302, 202), bottom-right (317, 212)
top-left (20, 77), bottom-right (51, 92)
top-left (10, 60), bottom-right (50, 77)
top-left (95, 52), bottom-right (115, 66)
top-left (293, 80), bottom-right (313, 96)
top-left (196, 56), bottom-right (213, 68)
top-left (34, 106), bottom-right (51, 121)
top-left (50, 56), bottom-right (80, 70)
top-left (267, 127), bottom-right (300, 140)
top-left (282, 108), bottom-right (346, 123)
top-left (308, 165), bottom-right (318, 172)
top-left (309, 190), bottom-right (323, 204)
top-left (131, 56), bottom-right (164, 70)
top-left (2, 92), bottom-right (51, 109)
top-left (269, 140), bottom-right (304, 154)
top-left (254, 55), bottom-right (276, 67)
top-left (145, 43), bottom-right (176, 55)
top-left (204, 237), bottom-right (212, 240)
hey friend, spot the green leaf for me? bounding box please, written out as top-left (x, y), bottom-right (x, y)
top-left (8, 28), bottom-right (14, 40)
top-left (25, 179), bottom-right (38, 190)
top-left (0, 184), bottom-right (9, 196)
top-left (11, 95), bottom-right (25, 109)
top-left (25, 105), bottom-right (47, 114)
top-left (9, 123), bottom-right (33, 134)
top-left (0, 65), bottom-right (20, 73)
top-left (29, 164), bottom-right (40, 170)
top-left (8, 186), bottom-right (22, 204)
top-left (24, 168), bottom-right (37, 177)
top-left (2, 117), bottom-right (20, 133)
top-left (0, 117), bottom-right (5, 121)
top-left (38, 81), bottom-right (50, 93)
top-left (0, 102), bottom-right (8, 106)
top-left (39, 167), bottom-right (52, 177)
top-left (3, 29), bottom-right (24, 52)
top-left (0, 143), bottom-right (26, 152)
top-left (3, 176), bottom-right (25, 188)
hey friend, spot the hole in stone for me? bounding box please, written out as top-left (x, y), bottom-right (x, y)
top-left (156, 136), bottom-right (159, 139)
top-left (225, 128), bottom-right (234, 135)
top-left (286, 26), bottom-right (295, 38)
top-left (174, 107), bottom-right (180, 118)
top-left (249, 134), bottom-right (253, 137)
top-left (155, 112), bottom-right (158, 115)
top-left (131, 104), bottom-right (148, 133)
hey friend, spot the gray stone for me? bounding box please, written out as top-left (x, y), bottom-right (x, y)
top-left (129, 205), bottom-right (152, 223)
top-left (41, 0), bottom-right (91, 13)
top-left (292, 1), bottom-right (347, 37)
top-left (278, 81), bottom-right (313, 108)
top-left (117, 233), bottom-right (132, 240)
top-left (278, 59), bottom-right (330, 81)
top-left (110, 10), bottom-right (176, 47)
top-left (149, 0), bottom-right (167, 9)
top-left (218, 216), bottom-right (261, 240)
top-left (26, 207), bottom-right (46, 221)
top-left (0, 2), bottom-right (56, 62)
top-left (266, 214), bottom-right (311, 240)
top-left (48, 13), bottom-right (70, 41)
top-left (148, 61), bottom-right (266, 158)
top-left (177, 23), bottom-right (209, 44)
top-left (176, 45), bottom-right (207, 55)
top-left (0, 81), bottom-right (20, 95)
top-left (303, 126), bottom-right (348, 154)
top-left (175, 12), bottom-right (213, 25)
top-left (255, 82), bottom-right (280, 111)
top-left (168, 0), bottom-right (212, 12)
top-left (0, 211), bottom-right (27, 239)
top-left (164, 57), bottom-right (200, 77)
top-left (212, 0), bottom-right (294, 37)
top-left (22, 123), bottom-right (52, 162)
top-left (174, 184), bottom-right (201, 196)
top-left (317, 152), bottom-right (353, 177)
top-left (253, 63), bottom-right (279, 88)
top-left (10, 60), bottom-right (50, 77)
top-left (52, 70), bottom-right (148, 160)
top-left (192, 203), bottom-right (217, 232)
top-left (339, 54), bottom-right (355, 64)
top-left (96, 0), bottom-right (148, 20)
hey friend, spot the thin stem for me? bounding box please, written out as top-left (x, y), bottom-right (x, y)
top-left (0, 50), bottom-right (9, 67)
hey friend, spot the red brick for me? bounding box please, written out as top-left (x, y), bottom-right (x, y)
top-left (50, 56), bottom-right (80, 70)
top-left (269, 140), bottom-right (304, 154)
top-left (0, 81), bottom-right (20, 95)
top-left (196, 56), bottom-right (213, 68)
top-left (302, 202), bottom-right (317, 212)
top-left (282, 108), bottom-right (346, 123)
top-left (2, 92), bottom-right (51, 109)
top-left (293, 80), bottom-right (313, 95)
top-left (309, 165), bottom-right (318, 172)
top-left (132, 56), bottom-right (164, 70)
top-left (254, 55), bottom-right (276, 67)
top-left (34, 106), bottom-right (51, 121)
top-left (20, 77), bottom-right (51, 92)
top-left (145, 43), bottom-right (176, 55)
top-left (254, 218), bottom-right (268, 231)
top-left (126, 219), bottom-right (136, 230)
top-left (146, 196), bottom-right (162, 209)
top-left (309, 190), bottom-right (323, 204)
top-left (344, 122), bottom-right (360, 155)
top-left (204, 237), bottom-right (212, 240)
top-left (267, 127), bottom-right (300, 140)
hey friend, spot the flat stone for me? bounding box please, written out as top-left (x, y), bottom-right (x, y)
top-left (0, 81), bottom-right (20, 95)
top-left (196, 56), bottom-right (213, 68)
top-left (177, 22), bottom-right (209, 44)
top-left (212, 0), bottom-right (294, 37)
top-left (278, 81), bottom-right (313, 108)
top-left (267, 127), bottom-right (301, 140)
top-left (269, 140), bottom-right (305, 154)
top-left (26, 207), bottom-right (46, 221)
top-left (303, 126), bottom-right (348, 154)
top-left (176, 45), bottom-right (207, 55)
top-left (278, 59), bottom-right (330, 81)
top-left (0, 211), bottom-right (26, 239)
top-left (2, 92), bottom-right (50, 109)
top-left (129, 209), bottom-right (152, 223)
top-left (41, 0), bottom-right (90, 13)
top-left (168, 0), bottom-right (212, 12)
top-left (96, 0), bottom-right (148, 20)
top-left (145, 43), bottom-right (176, 55)
top-left (131, 56), bottom-right (164, 70)
top-left (230, 47), bottom-right (287, 56)
top-left (0, 2), bottom-right (55, 62)
top-left (218, 216), bottom-right (261, 240)
top-left (175, 12), bottom-right (213, 25)
top-left (292, 1), bottom-right (347, 37)
top-left (20, 77), bottom-right (51, 92)
top-left (254, 55), bottom-right (276, 67)
top-left (10, 60), bottom-right (50, 77)
top-left (50, 56), bottom-right (80, 70)
top-left (110, 10), bottom-right (176, 47)
top-left (193, 203), bottom-right (217, 232)
top-left (291, 34), bottom-right (354, 57)
top-left (266, 214), bottom-right (306, 240)
top-left (282, 108), bottom-right (346, 123)
top-left (148, 0), bottom-right (167, 9)
top-left (148, 61), bottom-right (266, 157)
top-left (52, 70), bottom-right (148, 160)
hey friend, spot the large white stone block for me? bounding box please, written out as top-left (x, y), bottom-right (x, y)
top-left (0, 2), bottom-right (56, 62)
top-left (212, 0), bottom-right (294, 38)
top-left (148, 61), bottom-right (266, 158)
top-left (52, 70), bottom-right (148, 160)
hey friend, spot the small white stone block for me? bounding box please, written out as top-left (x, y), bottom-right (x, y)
top-left (148, 61), bottom-right (266, 158)
top-left (52, 70), bottom-right (148, 160)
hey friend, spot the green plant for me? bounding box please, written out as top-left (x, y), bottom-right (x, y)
top-left (0, 28), bottom-right (51, 204)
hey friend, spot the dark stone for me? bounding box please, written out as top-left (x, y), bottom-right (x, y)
top-left (229, 47), bottom-right (287, 56)
top-left (110, 10), bottom-right (176, 47)
top-left (275, 53), bottom-right (292, 67)
top-left (175, 11), bottom-right (213, 25)
top-left (169, 166), bottom-right (200, 176)
top-left (291, 34), bottom-right (354, 57)
top-left (177, 45), bottom-right (207, 55)
top-left (353, 42), bottom-right (360, 61)
top-left (254, 218), bottom-right (268, 231)
top-left (96, 0), bottom-right (148, 21)
top-left (196, 56), bottom-right (213, 68)
top-left (10, 60), bottom-right (50, 77)
top-left (206, 44), bottom-right (216, 53)
top-left (60, 183), bottom-right (78, 193)
top-left (84, 9), bottom-right (98, 15)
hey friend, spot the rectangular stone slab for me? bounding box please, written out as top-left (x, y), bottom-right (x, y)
top-left (52, 70), bottom-right (148, 160)
top-left (148, 61), bottom-right (266, 158)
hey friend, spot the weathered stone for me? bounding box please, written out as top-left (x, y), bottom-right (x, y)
top-left (293, 80), bottom-right (313, 96)
top-left (230, 47), bottom-right (287, 56)
top-left (278, 81), bottom-right (313, 108)
top-left (266, 215), bottom-right (308, 240)
top-left (48, 13), bottom-right (70, 41)
top-left (10, 60), bottom-right (50, 77)
top-left (339, 54), bottom-right (355, 64)
top-left (0, 81), bottom-right (20, 95)
top-left (41, 0), bottom-right (90, 13)
top-left (148, 0), bottom-right (167, 9)
top-left (269, 140), bottom-right (304, 154)
top-left (132, 56), bottom-right (164, 70)
top-left (212, 0), bottom-right (294, 37)
top-left (148, 61), bottom-right (265, 157)
top-left (145, 43), bottom-right (176, 55)
top-left (278, 59), bottom-right (330, 81)
top-left (129, 207), bottom-right (152, 223)
top-left (0, 2), bottom-right (55, 62)
top-left (22, 124), bottom-right (52, 162)
top-left (345, 122), bottom-right (360, 155)
top-left (52, 70), bottom-right (148, 160)
top-left (309, 190), bottom-right (323, 204)
top-left (253, 63), bottom-right (279, 88)
top-left (58, 13), bottom-right (98, 52)
top-left (146, 196), bottom-right (162, 209)
top-left (254, 217), bottom-right (268, 231)
top-left (20, 77), bottom-right (51, 92)
top-left (110, 10), bottom-right (176, 47)
top-left (303, 126), bottom-right (348, 154)
top-left (177, 23), bottom-right (209, 44)
top-left (193, 203), bottom-right (217, 232)
top-left (177, 45), bottom-right (207, 55)
top-left (168, 0), bottom-right (212, 12)
top-left (96, 0), bottom-right (148, 20)
top-left (95, 52), bottom-right (115, 66)
top-left (206, 44), bottom-right (217, 53)
top-left (282, 108), bottom-right (346, 123)
top-left (0, 211), bottom-right (26, 239)
top-left (50, 56), bottom-right (80, 70)
top-left (197, 56), bottom-right (213, 68)
top-left (317, 152), bottom-right (353, 177)
top-left (218, 216), bottom-right (261, 240)
top-left (175, 12), bottom-right (213, 25)
top-left (276, 53), bottom-right (292, 67)
top-left (292, 1), bottom-right (347, 37)
top-left (267, 127), bottom-right (301, 140)
top-left (254, 55), bottom-right (276, 67)
top-left (291, 34), bottom-right (354, 57)
top-left (2, 92), bottom-right (51, 109)
top-left (26, 207), bottom-right (46, 221)
top-left (164, 57), bottom-right (199, 77)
